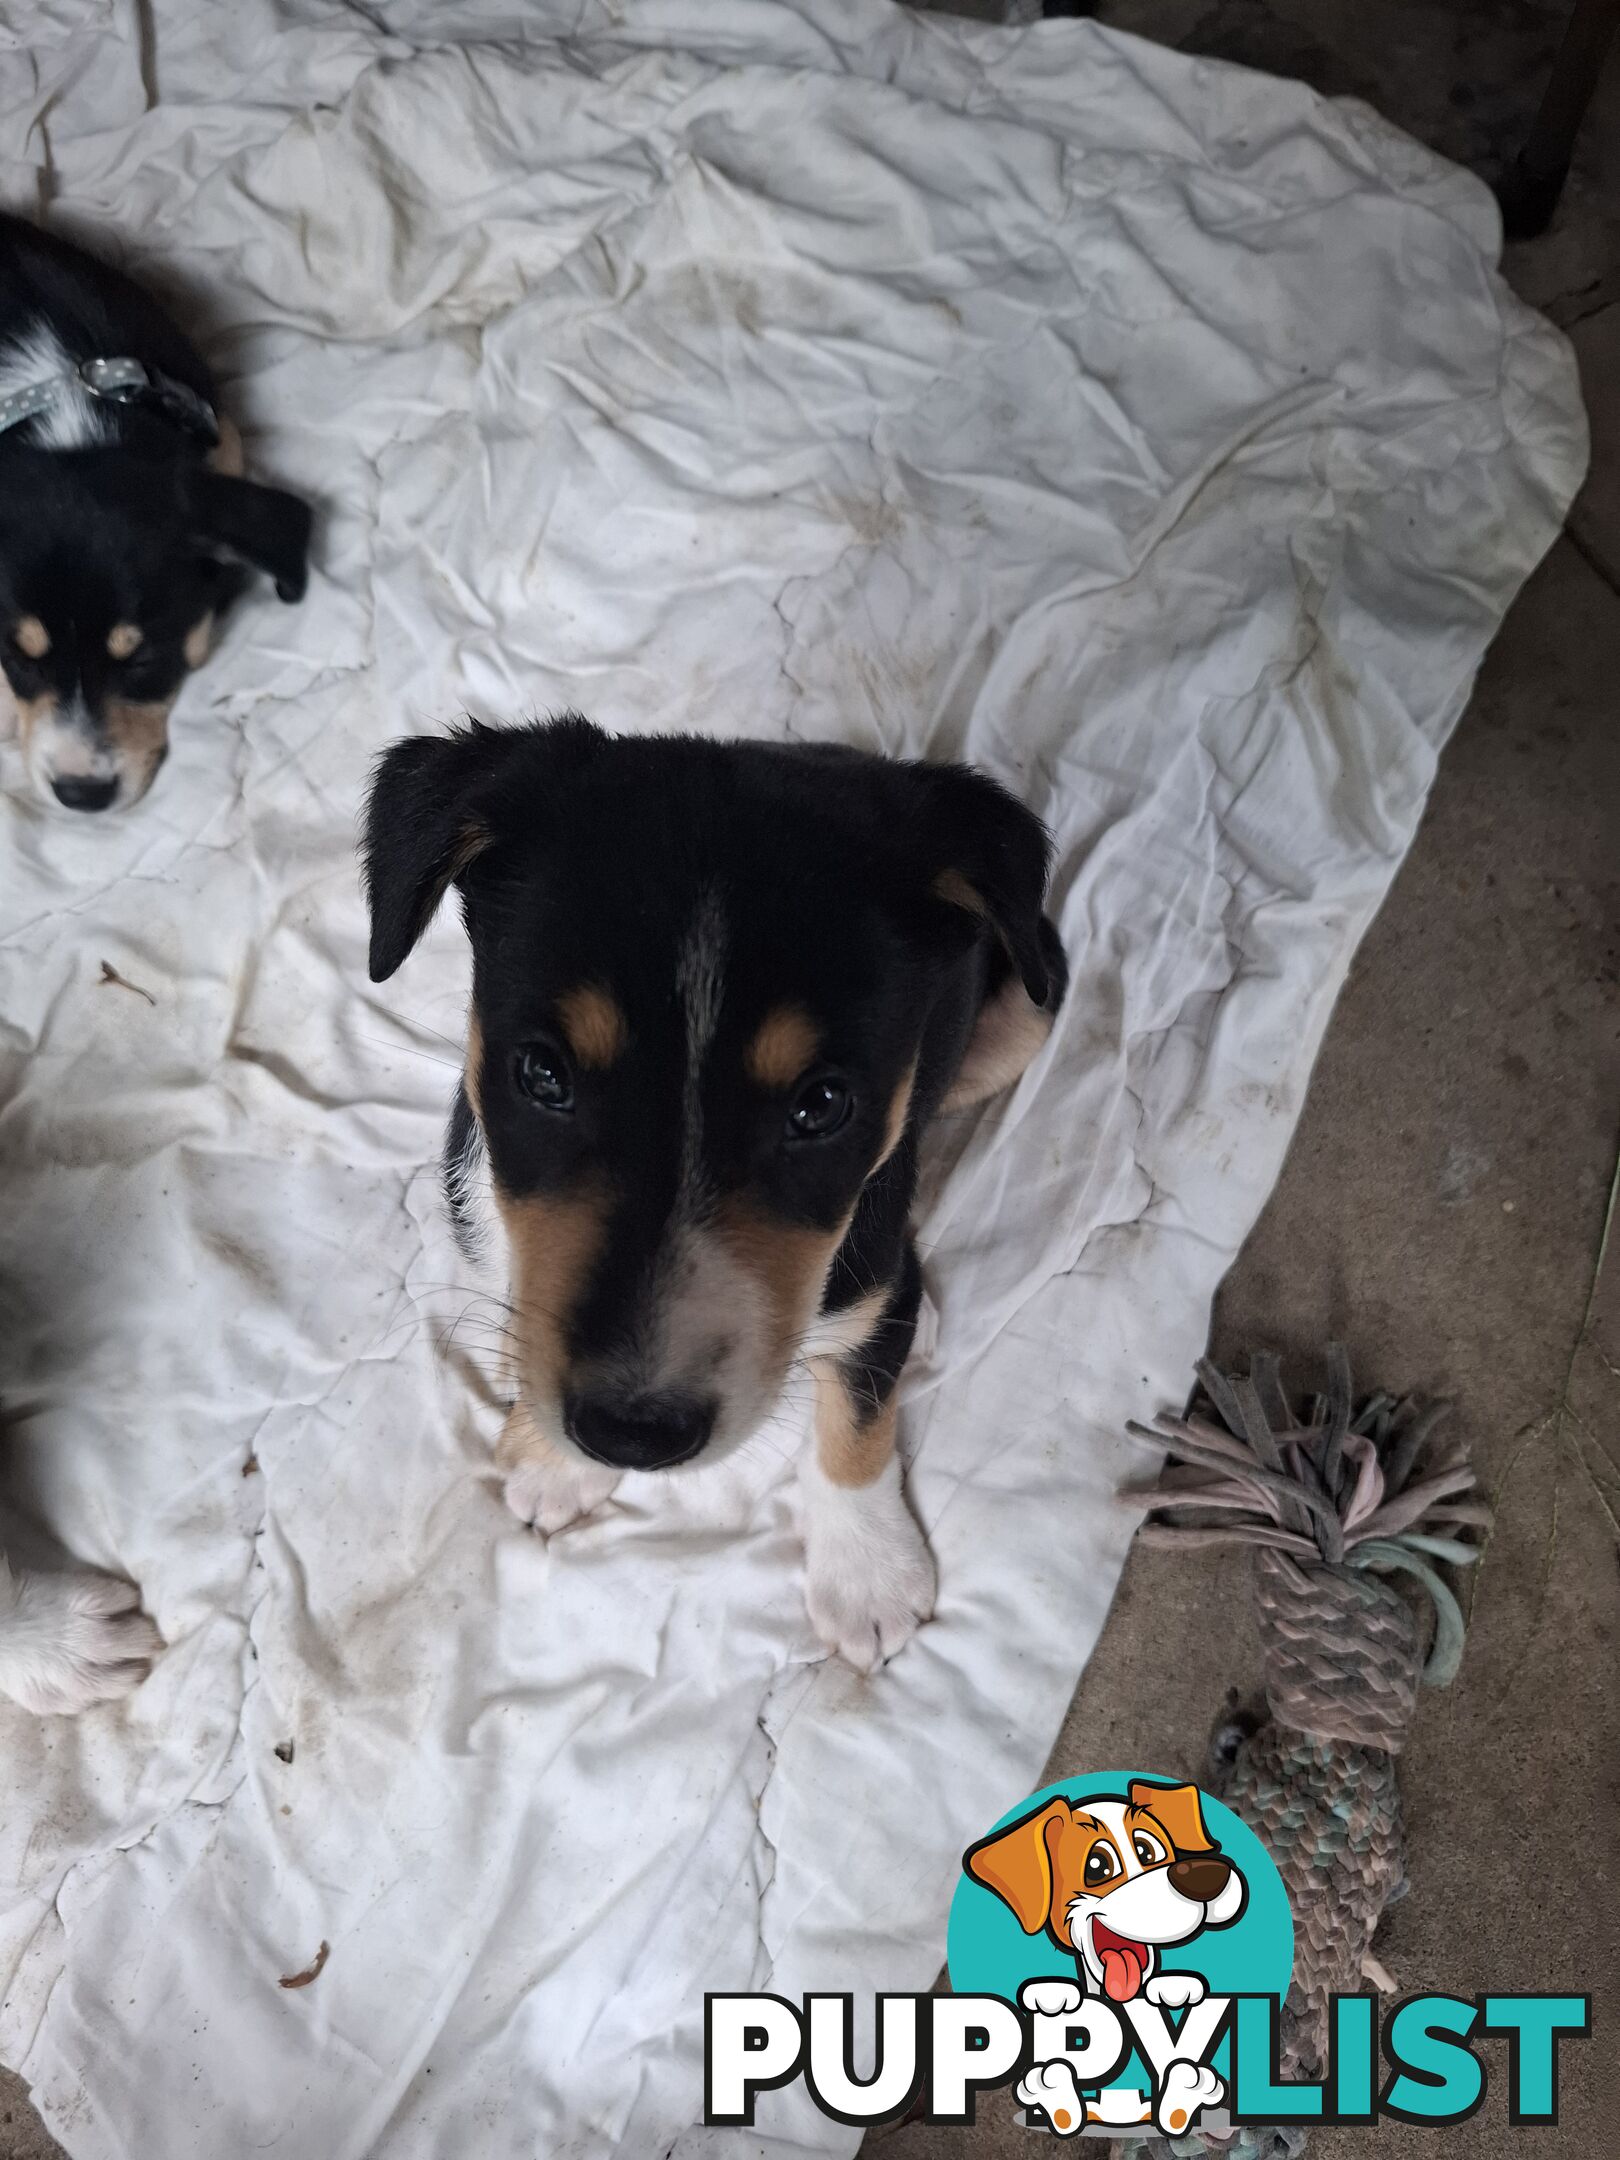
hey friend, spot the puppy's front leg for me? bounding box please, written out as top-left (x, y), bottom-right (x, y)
top-left (801, 1294), bottom-right (936, 1671)
top-left (497, 1400), bottom-right (620, 1536)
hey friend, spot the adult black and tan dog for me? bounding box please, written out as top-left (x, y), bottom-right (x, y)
top-left (0, 211), bottom-right (311, 811)
top-left (365, 718), bottom-right (1066, 1667)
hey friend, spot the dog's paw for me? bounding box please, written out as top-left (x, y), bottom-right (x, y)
top-left (1017, 2060), bottom-right (1086, 2136)
top-left (0, 1568), bottom-right (161, 1716)
top-left (503, 1453), bottom-right (620, 1535)
top-left (803, 1482), bottom-right (936, 1672)
top-left (1020, 1978), bottom-right (1086, 2019)
top-left (1156, 2060), bottom-right (1223, 2136)
top-left (804, 1543), bottom-right (936, 1671)
top-left (1146, 1971), bottom-right (1207, 2010)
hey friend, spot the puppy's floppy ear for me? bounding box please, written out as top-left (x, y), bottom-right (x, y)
top-left (910, 762), bottom-right (1062, 1010)
top-left (363, 725), bottom-right (509, 983)
top-left (363, 715), bottom-right (604, 983)
top-left (1128, 1780), bottom-right (1216, 1857)
top-left (189, 470), bottom-right (313, 602)
top-left (964, 1799), bottom-right (1069, 1934)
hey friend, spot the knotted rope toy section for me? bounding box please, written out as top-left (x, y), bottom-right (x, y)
top-left (1111, 1348), bottom-right (1489, 2160)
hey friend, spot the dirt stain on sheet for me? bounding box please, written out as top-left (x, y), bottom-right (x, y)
top-left (201, 1229), bottom-right (279, 1303)
top-left (653, 259), bottom-right (861, 346)
top-left (657, 261), bottom-right (766, 338)
top-left (833, 493), bottom-right (903, 547)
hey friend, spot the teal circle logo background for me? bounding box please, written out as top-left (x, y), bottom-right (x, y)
top-left (948, 1772), bottom-right (1293, 2017)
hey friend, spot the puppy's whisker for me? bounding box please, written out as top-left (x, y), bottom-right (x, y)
top-left (360, 1034), bottom-right (464, 1073)
top-left (404, 1283), bottom-right (519, 1319)
top-left (434, 1318), bottom-right (516, 1351)
top-left (434, 1313), bottom-right (516, 1347)
top-left (734, 1423), bottom-right (796, 1470)
top-left (378, 1300), bottom-right (511, 1345)
top-left (391, 1015), bottom-right (473, 1057)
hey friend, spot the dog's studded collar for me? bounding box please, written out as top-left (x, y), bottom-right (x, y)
top-left (0, 355), bottom-right (218, 447)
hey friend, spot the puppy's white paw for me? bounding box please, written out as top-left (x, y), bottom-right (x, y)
top-left (1017, 2060), bottom-right (1086, 2136)
top-left (503, 1453), bottom-right (620, 1535)
top-left (1156, 2059), bottom-right (1223, 2136)
top-left (0, 1566), bottom-right (161, 1716)
top-left (1146, 1971), bottom-right (1207, 2010)
top-left (1020, 1978), bottom-right (1086, 2019)
top-left (803, 1471), bottom-right (936, 1672)
top-left (804, 1541), bottom-right (935, 1671)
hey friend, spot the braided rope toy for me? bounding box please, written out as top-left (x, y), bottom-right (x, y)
top-left (1111, 1349), bottom-right (1489, 2159)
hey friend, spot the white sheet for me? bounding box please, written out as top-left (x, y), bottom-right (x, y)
top-left (0, 4), bottom-right (1584, 2155)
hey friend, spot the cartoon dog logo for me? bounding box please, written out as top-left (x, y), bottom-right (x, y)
top-left (964, 1779), bottom-right (1247, 2135)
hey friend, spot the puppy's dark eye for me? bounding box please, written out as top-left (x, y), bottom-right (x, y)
top-left (512, 1042), bottom-right (574, 1112)
top-left (785, 1075), bottom-right (852, 1141)
top-left (1084, 1845), bottom-right (1119, 1886)
top-left (1133, 1831), bottom-right (1167, 1867)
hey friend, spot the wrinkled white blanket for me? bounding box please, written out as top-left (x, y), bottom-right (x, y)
top-left (0, 3), bottom-right (1584, 2155)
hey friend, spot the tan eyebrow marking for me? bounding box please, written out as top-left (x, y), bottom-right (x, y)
top-left (557, 983), bottom-right (628, 1070)
top-left (932, 867), bottom-right (987, 917)
top-left (107, 622), bottom-right (143, 660)
top-left (14, 617), bottom-right (49, 660)
top-left (745, 1004), bottom-right (821, 1091)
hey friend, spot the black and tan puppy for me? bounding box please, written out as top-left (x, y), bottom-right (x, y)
top-left (0, 211), bottom-right (311, 812)
top-left (365, 719), bottom-right (1065, 1667)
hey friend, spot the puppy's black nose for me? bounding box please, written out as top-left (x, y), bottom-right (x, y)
top-left (565, 1390), bottom-right (716, 1470)
top-left (51, 774), bottom-right (119, 813)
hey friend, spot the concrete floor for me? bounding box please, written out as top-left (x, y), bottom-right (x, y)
top-left (4, 4), bottom-right (1617, 2156)
top-left (877, 5), bottom-right (1620, 2158)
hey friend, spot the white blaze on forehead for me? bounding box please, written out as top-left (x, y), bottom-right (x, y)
top-left (674, 885), bottom-right (726, 1206)
top-left (597, 888), bottom-right (782, 1443)
top-left (1088, 1799), bottom-right (1141, 1871)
